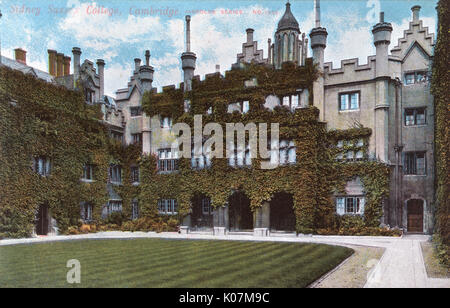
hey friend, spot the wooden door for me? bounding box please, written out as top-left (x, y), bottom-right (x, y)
top-left (407, 199), bottom-right (423, 233)
top-left (36, 205), bottom-right (49, 235)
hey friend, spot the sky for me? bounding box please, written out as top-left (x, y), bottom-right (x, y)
top-left (0, 0), bottom-right (438, 96)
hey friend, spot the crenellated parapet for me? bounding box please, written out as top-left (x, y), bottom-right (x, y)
top-left (324, 56), bottom-right (377, 85)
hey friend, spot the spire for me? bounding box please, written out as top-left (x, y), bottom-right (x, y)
top-left (185, 15), bottom-right (191, 52)
top-left (314, 0), bottom-right (321, 28)
top-left (277, 2), bottom-right (300, 32)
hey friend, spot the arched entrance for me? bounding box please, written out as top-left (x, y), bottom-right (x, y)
top-left (36, 204), bottom-right (49, 235)
top-left (270, 192), bottom-right (296, 231)
top-left (190, 194), bottom-right (213, 231)
top-left (228, 191), bottom-right (253, 231)
top-left (407, 199), bottom-right (424, 233)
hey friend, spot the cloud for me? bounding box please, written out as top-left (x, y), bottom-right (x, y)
top-left (104, 62), bottom-right (133, 96)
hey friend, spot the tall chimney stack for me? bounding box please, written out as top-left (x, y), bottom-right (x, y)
top-left (63, 56), bottom-right (71, 76)
top-left (72, 47), bottom-right (82, 84)
top-left (56, 53), bottom-right (64, 77)
top-left (181, 15), bottom-right (197, 92)
top-left (314, 0), bottom-right (321, 28)
top-left (48, 50), bottom-right (57, 76)
top-left (186, 15), bottom-right (191, 52)
top-left (215, 64), bottom-right (220, 73)
top-left (14, 48), bottom-right (27, 65)
top-left (96, 59), bottom-right (105, 98)
top-left (411, 5), bottom-right (421, 23)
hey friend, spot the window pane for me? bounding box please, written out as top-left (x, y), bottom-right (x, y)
top-left (288, 148), bottom-right (296, 163)
top-left (416, 153), bottom-right (425, 175)
top-left (340, 94), bottom-right (349, 110)
top-left (405, 74), bottom-right (415, 85)
top-left (242, 101), bottom-right (250, 113)
top-left (350, 93), bottom-right (359, 109)
top-left (292, 95), bottom-right (299, 109)
top-left (416, 109), bottom-right (426, 125)
top-left (283, 96), bottom-right (290, 106)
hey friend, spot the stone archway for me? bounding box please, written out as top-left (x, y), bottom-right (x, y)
top-left (407, 199), bottom-right (424, 233)
top-left (228, 191), bottom-right (253, 231)
top-left (269, 192), bottom-right (296, 231)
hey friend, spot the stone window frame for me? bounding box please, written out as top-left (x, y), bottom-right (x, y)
top-left (404, 151), bottom-right (427, 176)
top-left (157, 199), bottom-right (178, 215)
top-left (338, 90), bottom-right (361, 112)
top-left (82, 163), bottom-right (95, 182)
top-left (404, 107), bottom-right (427, 126)
top-left (336, 196), bottom-right (365, 215)
top-left (129, 106), bottom-right (142, 117)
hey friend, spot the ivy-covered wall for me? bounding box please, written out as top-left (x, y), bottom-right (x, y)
top-left (142, 61), bottom-right (390, 233)
top-left (0, 60), bottom-right (392, 238)
top-left (431, 0), bottom-right (449, 265)
top-left (0, 66), bottom-right (111, 237)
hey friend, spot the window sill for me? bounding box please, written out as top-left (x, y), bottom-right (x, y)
top-left (158, 212), bottom-right (178, 215)
top-left (81, 179), bottom-right (96, 183)
top-left (110, 181), bottom-right (123, 186)
top-left (403, 124), bottom-right (428, 128)
top-left (403, 174), bottom-right (427, 177)
top-left (132, 182), bottom-right (140, 186)
top-left (338, 109), bottom-right (360, 113)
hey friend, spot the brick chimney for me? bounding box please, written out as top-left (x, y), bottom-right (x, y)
top-left (63, 56), bottom-right (71, 76)
top-left (48, 50), bottom-right (57, 76)
top-left (56, 53), bottom-right (64, 77)
top-left (14, 48), bottom-right (27, 65)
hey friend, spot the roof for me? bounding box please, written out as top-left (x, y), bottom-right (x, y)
top-left (0, 55), bottom-right (54, 83)
top-left (277, 2), bottom-right (300, 32)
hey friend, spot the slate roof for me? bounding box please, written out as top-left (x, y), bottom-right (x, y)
top-left (0, 55), bottom-right (54, 83)
top-left (277, 2), bottom-right (300, 32)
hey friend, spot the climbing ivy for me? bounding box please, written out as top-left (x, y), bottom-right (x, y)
top-left (141, 61), bottom-right (390, 234)
top-left (431, 0), bottom-right (449, 266)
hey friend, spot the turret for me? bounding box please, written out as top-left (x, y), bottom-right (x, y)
top-left (139, 50), bottom-right (154, 93)
top-left (310, 0), bottom-right (327, 121)
top-left (372, 12), bottom-right (393, 78)
top-left (181, 15), bottom-right (197, 92)
top-left (274, 2), bottom-right (301, 69)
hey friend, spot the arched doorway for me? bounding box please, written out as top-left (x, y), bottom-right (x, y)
top-left (228, 191), bottom-right (253, 231)
top-left (407, 199), bottom-right (424, 233)
top-left (190, 194), bottom-right (213, 231)
top-left (270, 192), bottom-right (296, 231)
top-left (36, 204), bottom-right (49, 235)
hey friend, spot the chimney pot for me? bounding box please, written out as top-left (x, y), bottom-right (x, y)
top-left (246, 28), bottom-right (254, 43)
top-left (380, 12), bottom-right (385, 23)
top-left (145, 50), bottom-right (150, 66)
top-left (134, 58), bottom-right (141, 72)
top-left (411, 5), bottom-right (421, 22)
top-left (215, 64), bottom-right (220, 73)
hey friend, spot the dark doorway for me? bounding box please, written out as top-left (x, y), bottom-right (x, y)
top-left (270, 192), bottom-right (296, 231)
top-left (407, 199), bottom-right (424, 233)
top-left (191, 194), bottom-right (213, 230)
top-left (228, 191), bottom-right (253, 231)
top-left (36, 204), bottom-right (49, 235)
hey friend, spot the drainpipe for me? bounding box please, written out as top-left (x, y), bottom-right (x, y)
top-left (394, 78), bottom-right (403, 228)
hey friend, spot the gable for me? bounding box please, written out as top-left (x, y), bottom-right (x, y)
top-left (402, 42), bottom-right (431, 71)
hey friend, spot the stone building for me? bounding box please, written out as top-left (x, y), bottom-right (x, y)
top-left (0, 1), bottom-right (435, 235)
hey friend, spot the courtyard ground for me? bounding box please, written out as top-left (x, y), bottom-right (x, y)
top-left (1, 232), bottom-right (449, 288)
top-left (421, 241), bottom-right (450, 279)
top-left (0, 238), bottom-right (352, 288)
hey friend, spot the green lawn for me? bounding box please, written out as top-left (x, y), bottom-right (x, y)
top-left (0, 239), bottom-right (353, 288)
